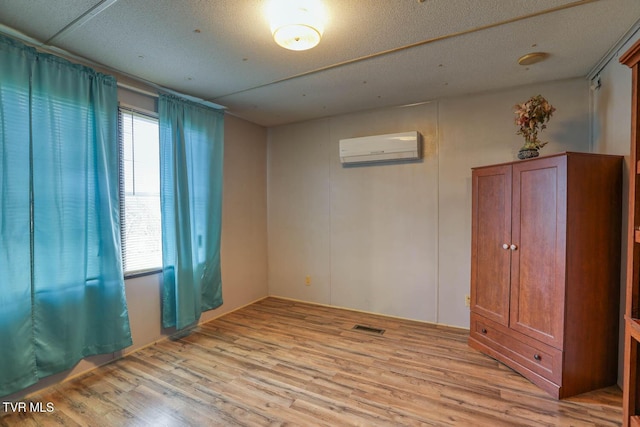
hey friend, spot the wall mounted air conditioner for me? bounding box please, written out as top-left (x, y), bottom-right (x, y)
top-left (339, 131), bottom-right (421, 164)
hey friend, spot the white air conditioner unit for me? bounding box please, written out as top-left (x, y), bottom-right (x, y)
top-left (339, 131), bottom-right (421, 164)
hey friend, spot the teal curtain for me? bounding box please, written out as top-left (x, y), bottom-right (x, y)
top-left (0, 35), bottom-right (132, 396)
top-left (159, 94), bottom-right (224, 330)
top-left (0, 35), bottom-right (36, 397)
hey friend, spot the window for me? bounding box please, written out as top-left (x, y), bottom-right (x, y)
top-left (118, 108), bottom-right (162, 275)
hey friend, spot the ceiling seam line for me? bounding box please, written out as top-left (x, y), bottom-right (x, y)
top-left (208, 0), bottom-right (599, 103)
top-left (44, 0), bottom-right (120, 45)
top-left (0, 24), bottom-right (227, 111)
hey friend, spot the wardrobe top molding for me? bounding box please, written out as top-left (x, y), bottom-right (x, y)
top-left (471, 151), bottom-right (624, 170)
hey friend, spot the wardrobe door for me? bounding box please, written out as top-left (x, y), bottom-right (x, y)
top-left (470, 165), bottom-right (512, 326)
top-left (510, 156), bottom-right (567, 349)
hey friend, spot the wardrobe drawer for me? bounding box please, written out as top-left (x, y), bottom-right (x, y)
top-left (471, 314), bottom-right (562, 384)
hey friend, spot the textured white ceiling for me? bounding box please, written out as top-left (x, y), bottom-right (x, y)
top-left (0, 0), bottom-right (638, 126)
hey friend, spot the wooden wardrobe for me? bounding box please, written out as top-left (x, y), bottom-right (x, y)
top-left (469, 152), bottom-right (622, 399)
top-left (621, 38), bottom-right (640, 426)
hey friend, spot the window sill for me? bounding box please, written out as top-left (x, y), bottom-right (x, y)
top-left (124, 268), bottom-right (162, 280)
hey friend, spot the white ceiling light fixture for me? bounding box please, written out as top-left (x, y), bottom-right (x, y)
top-left (267, 0), bottom-right (327, 51)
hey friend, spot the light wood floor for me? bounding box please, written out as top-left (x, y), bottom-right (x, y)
top-left (0, 297), bottom-right (622, 426)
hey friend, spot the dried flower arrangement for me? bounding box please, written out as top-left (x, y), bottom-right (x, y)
top-left (514, 95), bottom-right (556, 158)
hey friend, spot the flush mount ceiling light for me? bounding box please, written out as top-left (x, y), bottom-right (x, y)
top-left (267, 0), bottom-right (326, 51)
top-left (518, 52), bottom-right (549, 66)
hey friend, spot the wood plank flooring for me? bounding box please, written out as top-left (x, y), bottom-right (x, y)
top-left (0, 297), bottom-right (622, 426)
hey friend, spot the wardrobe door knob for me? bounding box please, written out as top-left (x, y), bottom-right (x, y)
top-left (510, 244), bottom-right (518, 251)
top-left (502, 244), bottom-right (509, 250)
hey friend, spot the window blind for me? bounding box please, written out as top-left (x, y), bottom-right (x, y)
top-left (118, 108), bottom-right (162, 274)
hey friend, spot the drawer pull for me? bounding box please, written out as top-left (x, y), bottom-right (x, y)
top-left (481, 328), bottom-right (487, 334)
top-left (533, 353), bottom-right (542, 361)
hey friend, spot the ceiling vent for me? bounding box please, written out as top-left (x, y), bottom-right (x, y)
top-left (352, 324), bottom-right (385, 335)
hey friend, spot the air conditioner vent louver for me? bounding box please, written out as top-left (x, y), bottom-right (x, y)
top-left (339, 131), bottom-right (421, 165)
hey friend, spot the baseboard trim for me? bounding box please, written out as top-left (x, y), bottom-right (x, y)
top-left (266, 294), bottom-right (470, 332)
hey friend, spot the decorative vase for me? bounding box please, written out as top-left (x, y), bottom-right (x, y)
top-left (517, 147), bottom-right (539, 160)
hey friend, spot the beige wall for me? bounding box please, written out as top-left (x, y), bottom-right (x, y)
top-left (330, 107), bottom-right (440, 320)
top-left (268, 105), bottom-right (440, 320)
top-left (268, 77), bottom-right (591, 328)
top-left (268, 120), bottom-right (332, 304)
top-left (590, 30), bottom-right (640, 385)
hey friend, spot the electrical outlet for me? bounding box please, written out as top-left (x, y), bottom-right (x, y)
top-left (305, 275), bottom-right (312, 286)
top-left (465, 294), bottom-right (471, 307)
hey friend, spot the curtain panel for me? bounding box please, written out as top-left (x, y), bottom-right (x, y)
top-left (159, 94), bottom-right (224, 330)
top-left (0, 35), bottom-right (132, 396)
